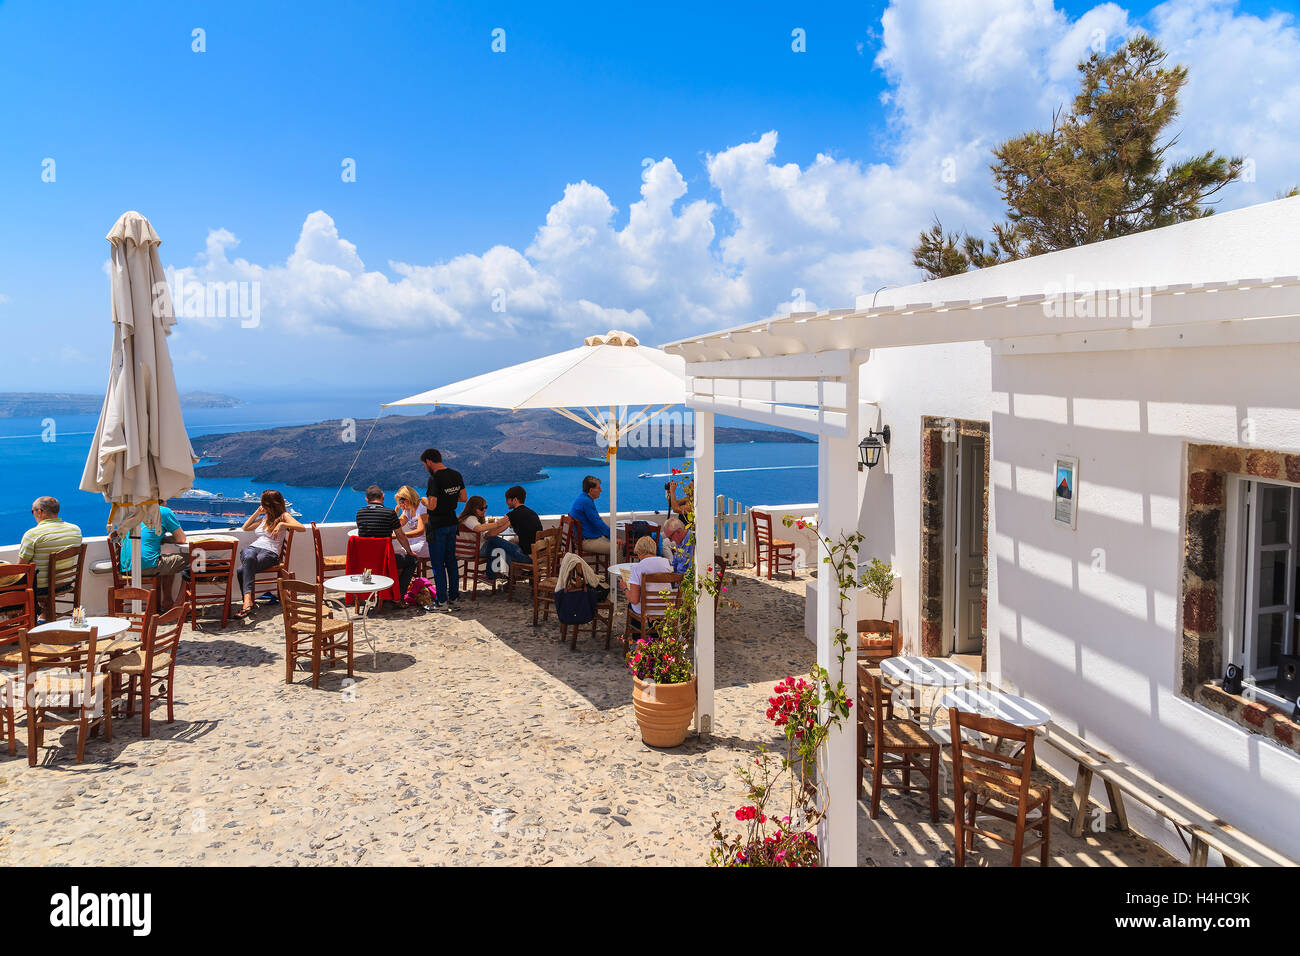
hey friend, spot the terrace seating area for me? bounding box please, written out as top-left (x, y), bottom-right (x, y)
top-left (0, 530), bottom-right (1179, 866)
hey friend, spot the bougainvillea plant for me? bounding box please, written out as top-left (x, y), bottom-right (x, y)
top-left (709, 519), bottom-right (863, 867)
top-left (626, 632), bottom-right (694, 684)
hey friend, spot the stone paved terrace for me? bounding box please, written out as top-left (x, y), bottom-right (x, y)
top-left (0, 569), bottom-right (1176, 866)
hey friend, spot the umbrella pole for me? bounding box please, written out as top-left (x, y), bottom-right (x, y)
top-left (131, 525), bottom-right (143, 615)
top-left (609, 406), bottom-right (619, 612)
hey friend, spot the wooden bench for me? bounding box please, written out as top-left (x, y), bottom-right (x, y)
top-left (1040, 721), bottom-right (1295, 867)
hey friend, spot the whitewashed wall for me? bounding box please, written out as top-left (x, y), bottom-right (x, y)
top-left (991, 340), bottom-right (1300, 860)
top-left (856, 341), bottom-right (997, 658)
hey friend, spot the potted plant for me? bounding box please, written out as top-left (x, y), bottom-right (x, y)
top-left (861, 557), bottom-right (895, 618)
top-left (628, 632), bottom-right (696, 747)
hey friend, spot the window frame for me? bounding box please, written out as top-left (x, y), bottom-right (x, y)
top-left (1228, 475), bottom-right (1300, 708)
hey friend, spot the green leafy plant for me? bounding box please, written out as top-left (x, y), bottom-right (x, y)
top-left (709, 517), bottom-right (861, 866)
top-left (862, 557), bottom-right (895, 618)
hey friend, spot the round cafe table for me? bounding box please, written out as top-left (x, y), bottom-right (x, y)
top-left (322, 574), bottom-right (393, 666)
top-left (607, 562), bottom-right (638, 613)
top-left (16, 617), bottom-right (138, 666)
top-left (879, 655), bottom-right (977, 728)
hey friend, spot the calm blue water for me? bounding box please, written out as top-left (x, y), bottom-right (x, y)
top-left (0, 391), bottom-right (817, 542)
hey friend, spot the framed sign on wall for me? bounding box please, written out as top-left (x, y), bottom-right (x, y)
top-left (1054, 455), bottom-right (1079, 529)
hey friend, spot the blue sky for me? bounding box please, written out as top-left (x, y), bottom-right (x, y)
top-left (1, 0), bottom-right (1297, 397)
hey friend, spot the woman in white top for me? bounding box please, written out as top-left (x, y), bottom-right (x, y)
top-left (625, 535), bottom-right (673, 615)
top-left (458, 496), bottom-right (490, 556)
top-left (395, 486), bottom-right (429, 559)
top-left (458, 495), bottom-right (487, 531)
top-left (233, 490), bottom-right (305, 619)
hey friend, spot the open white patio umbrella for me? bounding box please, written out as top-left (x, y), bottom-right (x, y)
top-left (80, 211), bottom-right (196, 592)
top-left (385, 329), bottom-right (687, 585)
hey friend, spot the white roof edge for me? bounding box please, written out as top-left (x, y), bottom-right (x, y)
top-left (663, 196), bottom-right (1300, 356)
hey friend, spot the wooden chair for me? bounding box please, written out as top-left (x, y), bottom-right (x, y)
top-left (507, 527), bottom-right (558, 602)
top-left (0, 582), bottom-right (35, 633)
top-left (456, 526), bottom-right (497, 601)
top-left (107, 587), bottom-right (156, 656)
top-left (20, 624), bottom-right (111, 766)
top-left (858, 619), bottom-right (902, 667)
top-left (621, 521), bottom-right (661, 562)
top-left (0, 590), bottom-right (34, 755)
top-left (556, 561), bottom-right (615, 651)
top-left (752, 510), bottom-right (796, 579)
top-left (185, 541), bottom-right (236, 628)
top-left (105, 534), bottom-right (163, 601)
top-left (0, 562), bottom-right (35, 598)
top-left (561, 514), bottom-right (610, 574)
top-left (625, 572), bottom-right (684, 643)
top-left (950, 709), bottom-right (1051, 867)
top-left (252, 529), bottom-right (295, 603)
top-left (529, 534), bottom-right (561, 627)
top-left (858, 668), bottom-right (940, 821)
top-left (42, 544), bottom-right (87, 621)
top-left (105, 602), bottom-right (187, 738)
top-left (311, 522), bottom-right (347, 587)
top-left (279, 578), bottom-right (353, 689)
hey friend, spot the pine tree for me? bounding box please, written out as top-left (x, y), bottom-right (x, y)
top-left (913, 35), bottom-right (1243, 279)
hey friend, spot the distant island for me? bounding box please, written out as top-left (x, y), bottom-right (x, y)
top-left (0, 391), bottom-right (243, 417)
top-left (195, 407), bottom-right (811, 490)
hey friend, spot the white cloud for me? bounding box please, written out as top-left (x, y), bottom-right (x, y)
top-left (166, 0), bottom-right (1300, 351)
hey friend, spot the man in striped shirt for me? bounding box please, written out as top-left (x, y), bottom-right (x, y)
top-left (18, 496), bottom-right (82, 593)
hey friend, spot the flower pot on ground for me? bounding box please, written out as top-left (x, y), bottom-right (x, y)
top-left (627, 632), bottom-right (695, 748)
top-left (632, 675), bottom-right (697, 748)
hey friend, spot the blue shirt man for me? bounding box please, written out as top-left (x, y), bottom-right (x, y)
top-left (669, 530), bottom-right (695, 574)
top-left (569, 475), bottom-right (611, 542)
top-left (118, 506), bottom-right (183, 573)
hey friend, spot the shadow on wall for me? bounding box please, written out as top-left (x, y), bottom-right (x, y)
top-left (991, 341), bottom-right (1300, 857)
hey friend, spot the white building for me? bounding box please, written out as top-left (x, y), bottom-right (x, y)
top-left (666, 195), bottom-right (1300, 864)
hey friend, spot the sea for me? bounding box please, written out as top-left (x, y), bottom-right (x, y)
top-left (0, 388), bottom-right (818, 544)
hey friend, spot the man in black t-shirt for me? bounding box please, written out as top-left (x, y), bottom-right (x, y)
top-left (479, 485), bottom-right (541, 579)
top-left (421, 448), bottom-right (467, 608)
top-left (354, 486), bottom-right (416, 593)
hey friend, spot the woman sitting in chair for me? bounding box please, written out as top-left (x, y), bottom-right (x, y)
top-left (624, 535), bottom-right (672, 615)
top-left (458, 495), bottom-right (488, 531)
top-left (395, 486), bottom-right (429, 560)
top-left (232, 490), bottom-right (304, 621)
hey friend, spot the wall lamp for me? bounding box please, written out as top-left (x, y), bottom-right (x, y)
top-left (858, 426), bottom-right (891, 470)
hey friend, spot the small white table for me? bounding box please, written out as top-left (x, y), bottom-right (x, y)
top-left (607, 562), bottom-right (637, 612)
top-left (29, 617), bottom-right (136, 665)
top-left (940, 687), bottom-right (1051, 730)
top-left (322, 574), bottom-right (393, 665)
top-left (31, 617), bottom-right (130, 641)
top-left (879, 656), bottom-right (977, 728)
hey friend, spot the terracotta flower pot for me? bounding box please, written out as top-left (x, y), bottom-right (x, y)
top-left (633, 676), bottom-right (696, 748)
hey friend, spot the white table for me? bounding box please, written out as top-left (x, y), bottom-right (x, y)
top-left (322, 574), bottom-right (393, 665)
top-left (940, 687), bottom-right (1050, 730)
top-left (607, 562), bottom-right (637, 612)
top-left (879, 656), bottom-right (977, 728)
top-left (31, 617), bottom-right (130, 641)
top-left (28, 617), bottom-right (136, 667)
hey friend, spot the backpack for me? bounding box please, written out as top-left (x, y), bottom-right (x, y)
top-left (553, 567), bottom-right (608, 625)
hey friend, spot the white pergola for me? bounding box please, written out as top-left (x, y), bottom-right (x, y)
top-left (664, 273), bottom-right (1300, 867)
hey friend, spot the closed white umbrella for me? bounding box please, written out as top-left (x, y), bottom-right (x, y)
top-left (80, 211), bottom-right (196, 592)
top-left (385, 330), bottom-right (687, 589)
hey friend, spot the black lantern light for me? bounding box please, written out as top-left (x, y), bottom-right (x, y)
top-left (858, 425), bottom-right (891, 470)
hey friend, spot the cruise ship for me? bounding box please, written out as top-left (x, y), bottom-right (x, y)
top-left (166, 489), bottom-right (301, 529)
